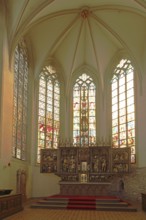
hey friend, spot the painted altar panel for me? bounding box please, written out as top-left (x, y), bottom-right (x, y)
top-left (112, 147), bottom-right (131, 173)
top-left (40, 149), bottom-right (58, 173)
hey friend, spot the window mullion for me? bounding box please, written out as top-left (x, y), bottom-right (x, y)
top-left (125, 74), bottom-right (128, 147)
top-left (13, 41), bottom-right (28, 160)
top-left (111, 59), bottom-right (135, 163)
top-left (37, 66), bottom-right (60, 162)
top-left (16, 46), bottom-right (22, 158)
top-left (20, 55), bottom-right (26, 159)
top-left (118, 78), bottom-right (120, 148)
top-left (45, 77), bottom-right (48, 149)
top-left (87, 85), bottom-right (89, 146)
top-left (15, 47), bottom-right (20, 157)
top-left (79, 85), bottom-right (81, 147)
top-left (52, 80), bottom-right (54, 148)
top-left (73, 74), bottom-right (96, 148)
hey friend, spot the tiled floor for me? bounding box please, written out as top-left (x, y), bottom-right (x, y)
top-left (4, 200), bottom-right (146, 220)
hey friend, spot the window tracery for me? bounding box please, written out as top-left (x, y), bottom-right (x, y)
top-left (37, 65), bottom-right (60, 163)
top-left (111, 59), bottom-right (135, 163)
top-left (73, 73), bottom-right (96, 147)
top-left (12, 40), bottom-right (28, 160)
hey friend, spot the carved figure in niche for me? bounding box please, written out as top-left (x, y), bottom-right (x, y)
top-left (113, 166), bottom-right (118, 173)
top-left (120, 153), bottom-right (124, 161)
top-left (114, 153), bottom-right (119, 161)
top-left (124, 151), bottom-right (128, 160)
top-left (48, 165), bottom-right (52, 172)
top-left (117, 164), bottom-right (123, 172)
top-left (131, 147), bottom-right (135, 154)
top-left (93, 156), bottom-right (99, 172)
top-left (124, 163), bottom-right (129, 172)
top-left (54, 163), bottom-right (57, 172)
top-left (62, 157), bottom-right (68, 172)
top-left (69, 156), bottom-right (76, 173)
top-left (78, 164), bottom-right (81, 171)
top-left (101, 157), bottom-right (107, 172)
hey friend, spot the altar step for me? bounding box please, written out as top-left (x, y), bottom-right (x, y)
top-left (30, 196), bottom-right (137, 212)
top-left (34, 198), bottom-right (68, 209)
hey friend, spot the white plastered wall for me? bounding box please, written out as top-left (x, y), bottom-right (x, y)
top-left (0, 5), bottom-right (32, 198)
top-left (135, 72), bottom-right (146, 167)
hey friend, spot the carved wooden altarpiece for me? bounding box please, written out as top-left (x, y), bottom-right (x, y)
top-left (40, 146), bottom-right (131, 183)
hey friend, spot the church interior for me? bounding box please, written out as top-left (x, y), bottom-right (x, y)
top-left (0, 0), bottom-right (146, 219)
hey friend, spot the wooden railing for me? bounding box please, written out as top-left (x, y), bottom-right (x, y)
top-left (0, 194), bottom-right (23, 219)
top-left (142, 193), bottom-right (146, 211)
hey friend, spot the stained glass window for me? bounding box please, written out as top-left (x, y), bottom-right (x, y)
top-left (111, 59), bottom-right (135, 163)
top-left (37, 65), bottom-right (60, 163)
top-left (12, 40), bottom-right (28, 160)
top-left (73, 73), bottom-right (96, 147)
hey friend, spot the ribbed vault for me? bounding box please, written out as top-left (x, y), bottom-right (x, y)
top-left (4, 0), bottom-right (146, 92)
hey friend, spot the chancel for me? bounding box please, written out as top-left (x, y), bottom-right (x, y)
top-left (40, 142), bottom-right (131, 195)
top-left (0, 0), bottom-right (146, 219)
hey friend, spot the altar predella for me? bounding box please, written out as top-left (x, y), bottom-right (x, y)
top-left (40, 143), bottom-right (131, 183)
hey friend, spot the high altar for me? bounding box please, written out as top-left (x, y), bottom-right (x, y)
top-left (40, 145), bottom-right (131, 195)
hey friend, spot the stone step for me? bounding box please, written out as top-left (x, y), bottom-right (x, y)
top-left (31, 203), bottom-right (137, 212)
top-left (96, 206), bottom-right (137, 212)
top-left (96, 199), bottom-right (121, 203)
top-left (31, 204), bottom-right (67, 209)
top-left (37, 200), bottom-right (68, 205)
top-left (96, 202), bottom-right (128, 207)
top-left (45, 197), bottom-right (68, 201)
top-left (30, 196), bottom-right (137, 212)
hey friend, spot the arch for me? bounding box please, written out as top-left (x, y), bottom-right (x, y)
top-left (71, 64), bottom-right (99, 89)
top-left (34, 57), bottom-right (65, 83)
top-left (9, 35), bottom-right (34, 74)
top-left (104, 50), bottom-right (143, 140)
top-left (36, 61), bottom-right (65, 163)
top-left (73, 73), bottom-right (96, 146)
top-left (67, 64), bottom-right (100, 145)
top-left (104, 50), bottom-right (143, 94)
top-left (12, 39), bottom-right (29, 160)
top-left (110, 58), bottom-right (136, 163)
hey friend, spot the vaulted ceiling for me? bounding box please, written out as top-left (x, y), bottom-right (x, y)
top-left (4, 0), bottom-right (146, 91)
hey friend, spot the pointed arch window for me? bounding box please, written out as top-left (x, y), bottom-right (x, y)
top-left (111, 59), bottom-right (135, 163)
top-left (73, 73), bottom-right (96, 147)
top-left (37, 65), bottom-right (60, 163)
top-left (12, 40), bottom-right (28, 160)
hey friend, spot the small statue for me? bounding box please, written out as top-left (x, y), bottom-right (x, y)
top-left (101, 158), bottom-right (107, 172)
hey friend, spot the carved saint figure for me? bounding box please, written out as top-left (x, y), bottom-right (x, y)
top-left (69, 156), bottom-right (76, 172)
top-left (101, 158), bottom-right (107, 172)
top-left (62, 157), bottom-right (68, 172)
top-left (93, 157), bottom-right (99, 172)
